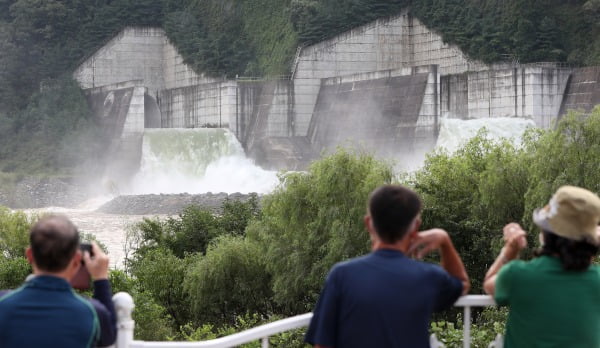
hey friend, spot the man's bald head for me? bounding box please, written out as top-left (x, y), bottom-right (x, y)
top-left (30, 215), bottom-right (80, 272)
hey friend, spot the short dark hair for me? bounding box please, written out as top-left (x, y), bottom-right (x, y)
top-left (368, 185), bottom-right (422, 243)
top-left (535, 231), bottom-right (599, 271)
top-left (30, 215), bottom-right (80, 272)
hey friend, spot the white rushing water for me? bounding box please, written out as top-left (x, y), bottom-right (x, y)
top-left (435, 117), bottom-right (536, 153)
top-left (126, 128), bottom-right (279, 194)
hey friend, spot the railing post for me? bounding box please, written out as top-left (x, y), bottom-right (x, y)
top-left (113, 292), bottom-right (135, 348)
top-left (261, 336), bottom-right (269, 348)
top-left (463, 305), bottom-right (471, 348)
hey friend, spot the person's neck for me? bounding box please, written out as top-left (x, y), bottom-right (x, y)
top-left (372, 240), bottom-right (410, 253)
top-left (33, 269), bottom-right (71, 281)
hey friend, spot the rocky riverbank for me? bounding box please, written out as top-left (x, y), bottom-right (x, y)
top-left (96, 192), bottom-right (258, 215)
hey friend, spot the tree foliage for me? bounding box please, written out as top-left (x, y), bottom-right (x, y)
top-left (411, 133), bottom-right (529, 292)
top-left (185, 236), bottom-right (273, 324)
top-left (0, 207), bottom-right (32, 259)
top-left (411, 107), bottom-right (600, 292)
top-left (125, 198), bottom-right (265, 333)
top-left (247, 149), bottom-right (394, 313)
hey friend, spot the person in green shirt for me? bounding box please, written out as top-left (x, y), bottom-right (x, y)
top-left (483, 185), bottom-right (600, 348)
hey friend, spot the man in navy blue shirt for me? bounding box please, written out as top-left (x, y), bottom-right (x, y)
top-left (305, 185), bottom-right (470, 348)
top-left (0, 215), bottom-right (116, 347)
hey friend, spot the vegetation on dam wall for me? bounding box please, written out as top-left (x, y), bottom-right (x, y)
top-left (2, 108), bottom-right (600, 345)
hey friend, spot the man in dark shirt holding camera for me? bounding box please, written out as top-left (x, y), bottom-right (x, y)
top-left (0, 215), bottom-right (116, 347)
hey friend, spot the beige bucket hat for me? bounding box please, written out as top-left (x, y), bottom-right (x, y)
top-left (533, 185), bottom-right (600, 243)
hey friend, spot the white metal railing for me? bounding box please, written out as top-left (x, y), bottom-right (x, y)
top-left (111, 293), bottom-right (502, 348)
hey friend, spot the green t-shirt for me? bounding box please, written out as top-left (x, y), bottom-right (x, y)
top-left (495, 256), bottom-right (600, 348)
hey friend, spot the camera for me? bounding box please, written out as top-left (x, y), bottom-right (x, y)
top-left (71, 242), bottom-right (94, 290)
top-left (79, 242), bottom-right (94, 262)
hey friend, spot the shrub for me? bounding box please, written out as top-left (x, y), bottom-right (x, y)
top-left (185, 236), bottom-right (273, 324)
top-left (0, 256), bottom-right (30, 289)
top-left (431, 307), bottom-right (507, 348)
top-left (180, 312), bottom-right (308, 347)
top-left (128, 247), bottom-right (195, 328)
top-left (128, 197), bottom-right (260, 261)
top-left (0, 207), bottom-right (32, 259)
top-left (247, 149), bottom-right (393, 313)
top-left (410, 131), bottom-right (530, 291)
top-left (109, 269), bottom-right (176, 341)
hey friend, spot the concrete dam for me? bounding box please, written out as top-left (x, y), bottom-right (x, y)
top-left (73, 12), bottom-right (600, 188)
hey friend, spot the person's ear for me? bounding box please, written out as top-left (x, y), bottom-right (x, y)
top-left (25, 247), bottom-right (34, 265)
top-left (414, 216), bottom-right (422, 232)
top-left (408, 228), bottom-right (418, 241)
top-left (364, 215), bottom-right (374, 232)
top-left (73, 249), bottom-right (82, 264)
top-left (69, 250), bottom-right (82, 270)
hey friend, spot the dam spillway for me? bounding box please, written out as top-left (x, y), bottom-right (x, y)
top-left (125, 128), bottom-right (278, 195)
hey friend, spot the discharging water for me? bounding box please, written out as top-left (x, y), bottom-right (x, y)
top-left (435, 117), bottom-right (536, 153)
top-left (126, 128), bottom-right (279, 195)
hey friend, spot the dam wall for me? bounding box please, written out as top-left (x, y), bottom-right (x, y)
top-left (158, 81), bottom-right (237, 128)
top-left (74, 27), bottom-right (219, 96)
top-left (292, 11), bottom-right (486, 136)
top-left (309, 66), bottom-right (438, 163)
top-left (85, 82), bottom-right (146, 184)
top-left (75, 17), bottom-right (600, 172)
top-left (559, 67), bottom-right (600, 117)
top-left (441, 65), bottom-right (571, 127)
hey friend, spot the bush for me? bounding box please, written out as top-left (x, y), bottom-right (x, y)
top-left (431, 307), bottom-right (507, 348)
top-left (109, 269), bottom-right (176, 341)
top-left (247, 149), bottom-right (393, 313)
top-left (129, 198), bottom-right (260, 260)
top-left (128, 247), bottom-right (195, 328)
top-left (180, 312), bottom-right (308, 347)
top-left (185, 236), bottom-right (273, 324)
top-left (523, 107), bottom-right (600, 230)
top-left (0, 207), bottom-right (32, 259)
top-left (131, 289), bottom-right (176, 341)
top-left (0, 256), bottom-right (30, 289)
top-left (410, 133), bottom-right (529, 292)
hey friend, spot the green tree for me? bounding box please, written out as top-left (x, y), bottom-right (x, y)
top-left (0, 256), bottom-right (30, 288)
top-left (185, 236), bottom-right (273, 324)
top-left (247, 149), bottom-right (393, 313)
top-left (0, 207), bottom-right (32, 259)
top-left (128, 247), bottom-right (195, 328)
top-left (411, 132), bottom-right (530, 292)
top-left (523, 107), bottom-right (600, 230)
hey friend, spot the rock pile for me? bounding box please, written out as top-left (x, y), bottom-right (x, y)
top-left (96, 192), bottom-right (258, 215)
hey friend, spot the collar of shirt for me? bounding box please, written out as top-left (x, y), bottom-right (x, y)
top-left (26, 275), bottom-right (72, 291)
top-left (373, 248), bottom-right (405, 258)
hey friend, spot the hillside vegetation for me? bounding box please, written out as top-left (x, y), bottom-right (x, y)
top-left (0, 0), bottom-right (599, 175)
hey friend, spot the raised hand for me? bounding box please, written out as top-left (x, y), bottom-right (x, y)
top-left (502, 223), bottom-right (527, 259)
top-left (83, 242), bottom-right (109, 281)
top-left (408, 228), bottom-right (450, 259)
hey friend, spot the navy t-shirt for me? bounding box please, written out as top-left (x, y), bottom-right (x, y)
top-left (0, 276), bottom-right (116, 347)
top-left (305, 249), bottom-right (463, 348)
